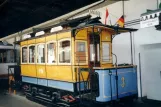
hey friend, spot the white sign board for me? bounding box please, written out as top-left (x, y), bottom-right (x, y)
top-left (140, 12), bottom-right (160, 28)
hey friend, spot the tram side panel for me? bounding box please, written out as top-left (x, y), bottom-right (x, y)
top-left (21, 39), bottom-right (37, 85)
top-left (21, 31), bottom-right (90, 93)
top-left (95, 67), bottom-right (137, 102)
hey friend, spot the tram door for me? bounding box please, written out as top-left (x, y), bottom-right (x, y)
top-left (88, 34), bottom-right (100, 69)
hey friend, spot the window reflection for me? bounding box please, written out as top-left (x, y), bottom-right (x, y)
top-left (29, 46), bottom-right (35, 63)
top-left (22, 47), bottom-right (27, 63)
top-left (76, 41), bottom-right (86, 63)
top-left (102, 42), bottom-right (110, 62)
top-left (59, 40), bottom-right (70, 63)
top-left (37, 44), bottom-right (45, 63)
top-left (47, 42), bottom-right (56, 63)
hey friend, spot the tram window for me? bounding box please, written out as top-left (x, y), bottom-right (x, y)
top-left (90, 44), bottom-right (100, 62)
top-left (90, 44), bottom-right (95, 61)
top-left (29, 46), bottom-right (35, 63)
top-left (37, 44), bottom-right (45, 63)
top-left (102, 42), bottom-right (110, 62)
top-left (76, 41), bottom-right (86, 63)
top-left (22, 47), bottom-right (27, 63)
top-left (47, 42), bottom-right (56, 63)
top-left (59, 40), bottom-right (70, 63)
top-left (8, 50), bottom-right (14, 63)
top-left (0, 49), bottom-right (14, 63)
top-left (0, 51), bottom-right (6, 63)
top-left (77, 42), bottom-right (85, 52)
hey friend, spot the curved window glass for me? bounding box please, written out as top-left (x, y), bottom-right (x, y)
top-left (59, 40), bottom-right (70, 63)
top-left (29, 45), bottom-right (35, 63)
top-left (37, 44), bottom-right (45, 63)
top-left (0, 49), bottom-right (15, 63)
top-left (102, 42), bottom-right (110, 62)
top-left (22, 47), bottom-right (27, 63)
top-left (75, 41), bottom-right (87, 63)
top-left (47, 42), bottom-right (56, 63)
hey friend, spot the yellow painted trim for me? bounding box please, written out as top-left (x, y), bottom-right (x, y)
top-left (36, 37), bottom-right (45, 43)
top-left (21, 64), bottom-right (37, 77)
top-left (75, 29), bottom-right (87, 40)
top-left (101, 30), bottom-right (111, 42)
top-left (27, 39), bottom-right (36, 45)
top-left (20, 41), bottom-right (28, 46)
top-left (46, 34), bottom-right (56, 42)
top-left (57, 31), bottom-right (71, 40)
top-left (71, 37), bottom-right (75, 65)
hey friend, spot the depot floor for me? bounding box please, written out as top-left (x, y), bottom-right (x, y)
top-left (0, 92), bottom-right (44, 107)
top-left (0, 90), bottom-right (161, 107)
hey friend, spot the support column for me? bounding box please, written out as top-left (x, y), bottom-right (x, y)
top-left (130, 32), bottom-right (133, 65)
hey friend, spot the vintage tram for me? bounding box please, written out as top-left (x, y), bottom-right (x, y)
top-left (0, 41), bottom-right (16, 89)
top-left (18, 15), bottom-right (138, 106)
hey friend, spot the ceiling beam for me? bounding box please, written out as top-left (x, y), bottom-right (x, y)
top-left (0, 0), bottom-right (106, 41)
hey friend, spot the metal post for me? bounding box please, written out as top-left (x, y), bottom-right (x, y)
top-left (14, 37), bottom-right (16, 64)
top-left (109, 70), bottom-right (112, 101)
top-left (138, 53), bottom-right (143, 99)
top-left (157, 0), bottom-right (159, 9)
top-left (8, 66), bottom-right (11, 93)
top-left (130, 32), bottom-right (133, 65)
top-left (122, 0), bottom-right (125, 17)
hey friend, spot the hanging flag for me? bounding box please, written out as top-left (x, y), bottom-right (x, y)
top-left (117, 15), bottom-right (125, 27)
top-left (105, 8), bottom-right (109, 25)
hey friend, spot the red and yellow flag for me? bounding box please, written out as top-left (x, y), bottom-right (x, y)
top-left (117, 15), bottom-right (124, 27)
top-left (105, 8), bottom-right (109, 25)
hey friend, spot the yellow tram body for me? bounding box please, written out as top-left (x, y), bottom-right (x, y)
top-left (20, 26), bottom-right (113, 83)
top-left (18, 16), bottom-right (138, 106)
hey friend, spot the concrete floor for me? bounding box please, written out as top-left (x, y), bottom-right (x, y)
top-left (0, 92), bottom-right (44, 107)
top-left (0, 91), bottom-right (161, 107)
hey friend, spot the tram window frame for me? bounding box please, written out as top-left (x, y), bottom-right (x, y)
top-left (28, 45), bottom-right (36, 64)
top-left (58, 38), bottom-right (71, 65)
top-left (46, 41), bottom-right (57, 65)
top-left (0, 49), bottom-right (15, 63)
top-left (101, 42), bottom-right (111, 63)
top-left (36, 43), bottom-right (45, 64)
top-left (97, 44), bottom-right (100, 62)
top-left (21, 46), bottom-right (28, 64)
top-left (75, 40), bottom-right (87, 64)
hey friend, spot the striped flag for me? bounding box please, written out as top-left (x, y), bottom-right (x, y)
top-left (105, 8), bottom-right (109, 25)
top-left (117, 15), bottom-right (125, 27)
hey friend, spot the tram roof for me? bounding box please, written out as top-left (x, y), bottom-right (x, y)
top-left (14, 16), bottom-right (138, 44)
top-left (73, 23), bottom-right (138, 35)
top-left (15, 24), bottom-right (137, 45)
